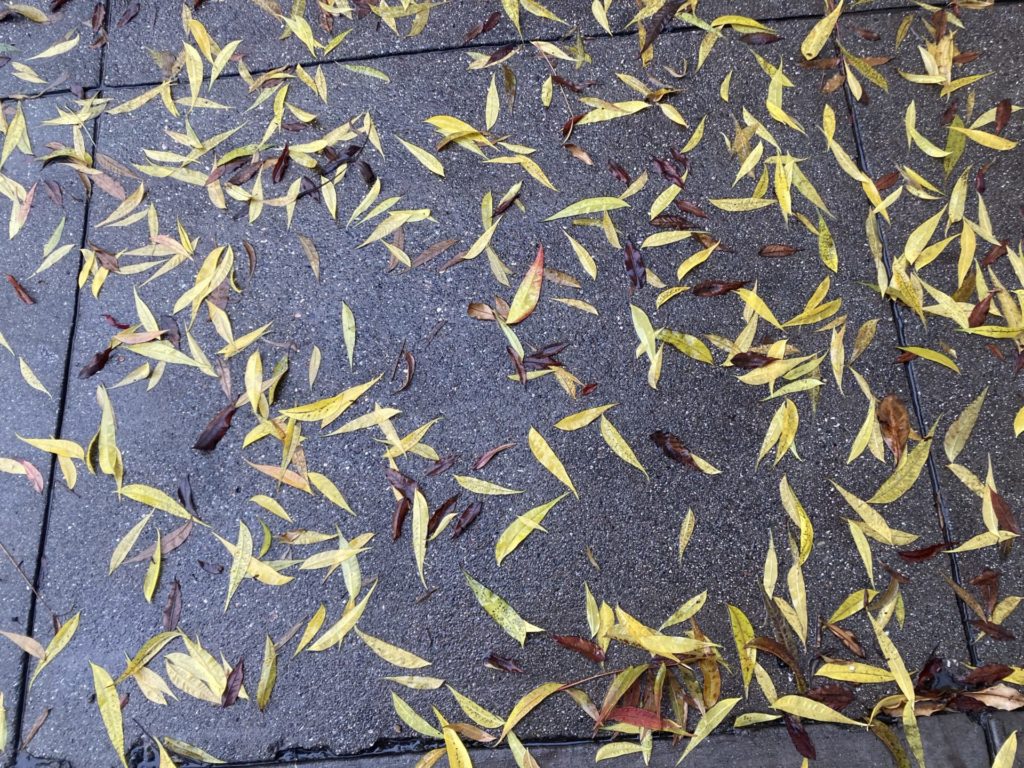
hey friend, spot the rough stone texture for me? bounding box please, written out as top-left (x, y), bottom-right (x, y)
top-left (14, 14), bottom-right (980, 768)
top-left (845, 3), bottom-right (1024, 674)
top-left (0, 2), bottom-right (103, 99)
top-left (0, 94), bottom-right (88, 764)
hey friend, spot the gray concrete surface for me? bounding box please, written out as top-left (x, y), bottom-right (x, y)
top-left (0, 2), bottom-right (1022, 768)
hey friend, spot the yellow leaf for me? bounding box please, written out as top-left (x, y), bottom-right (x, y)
top-left (898, 346), bottom-right (960, 373)
top-left (465, 571), bottom-right (543, 646)
top-left (412, 489), bottom-right (428, 587)
top-left (308, 582), bottom-right (376, 651)
top-left (528, 427), bottom-right (577, 497)
top-left (678, 508), bottom-right (695, 562)
top-left (507, 245), bottom-right (544, 324)
top-left (774, 695), bottom-right (865, 727)
top-left (992, 731), bottom-right (1018, 768)
top-left (815, 661), bottom-right (894, 684)
top-left (120, 484), bottom-right (191, 520)
top-left (392, 692), bottom-right (443, 739)
top-left (224, 521), bottom-right (252, 610)
top-left (91, 663), bottom-right (128, 767)
top-left (599, 416), bottom-right (647, 478)
top-left (143, 529), bottom-right (161, 603)
top-left (709, 197), bottom-right (776, 212)
top-left (256, 635), bottom-right (277, 711)
top-left (680, 698), bottom-right (741, 761)
top-left (495, 494), bottom-right (567, 565)
top-left (447, 686), bottom-right (505, 728)
top-left (443, 726), bottom-right (474, 768)
top-left (397, 137), bottom-right (445, 177)
top-left (553, 403), bottom-right (616, 431)
top-left (728, 604), bottom-right (756, 695)
top-left (454, 475), bottom-right (523, 495)
top-left (499, 682), bottom-right (562, 741)
top-left (109, 513), bottom-right (152, 574)
top-left (544, 196), bottom-right (629, 221)
top-left (341, 302), bottom-right (356, 368)
top-left (868, 434), bottom-right (933, 504)
top-left (356, 628), bottom-right (431, 669)
top-left (19, 357), bottom-right (51, 397)
top-left (950, 125), bottom-right (1018, 151)
top-left (944, 387), bottom-right (987, 462)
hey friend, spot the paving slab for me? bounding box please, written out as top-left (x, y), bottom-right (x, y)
top-left (843, 2), bottom-right (1024, 677)
top-left (11, 10), bottom-right (993, 768)
top-left (0, 1), bottom-right (103, 99)
top-left (0, 94), bottom-right (90, 764)
top-left (94, 0), bottom-right (928, 89)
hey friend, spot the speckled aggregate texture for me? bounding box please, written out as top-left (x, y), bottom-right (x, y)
top-left (0, 2), bottom-right (1022, 768)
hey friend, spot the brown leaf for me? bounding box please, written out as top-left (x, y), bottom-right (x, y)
top-left (981, 241), bottom-right (1008, 268)
top-left (994, 99), bottom-right (1012, 135)
top-left (391, 497), bottom-right (410, 541)
top-left (271, 143), bottom-right (290, 184)
top-left (968, 291), bottom-right (995, 328)
top-left (484, 652), bottom-right (523, 673)
top-left (624, 242), bottom-right (646, 292)
top-left (823, 622), bottom-right (866, 658)
top-left (193, 404), bottom-right (238, 452)
top-left (472, 442), bottom-right (515, 470)
top-left (898, 541), bottom-right (950, 563)
top-left (425, 454), bottom-right (457, 477)
top-left (221, 658), bottom-right (244, 707)
top-left (759, 244), bottom-right (799, 258)
top-left (807, 684), bottom-right (855, 712)
top-left (385, 468), bottom-right (417, 502)
top-left (692, 279), bottom-right (748, 297)
top-left (6, 274), bottom-right (35, 304)
top-left (970, 568), bottom-right (1002, 616)
top-left (552, 634), bottom-right (605, 663)
top-left (125, 519), bottom-right (194, 564)
top-left (78, 348), bottom-right (113, 379)
top-left (115, 1), bottom-right (139, 28)
top-left (784, 714), bottom-right (816, 760)
top-left (877, 394), bottom-right (910, 464)
top-left (964, 664), bottom-right (1012, 687)
top-left (91, 2), bottom-right (105, 32)
top-left (452, 501), bottom-right (482, 539)
top-left (162, 578), bottom-right (182, 631)
top-left (651, 430), bottom-right (696, 469)
top-left (969, 619), bottom-right (1015, 642)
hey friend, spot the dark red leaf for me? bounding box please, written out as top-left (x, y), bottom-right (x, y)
top-left (608, 706), bottom-right (662, 729)
top-left (484, 652), bottom-right (523, 673)
top-left (452, 501), bottom-right (482, 539)
top-left (807, 684), bottom-right (855, 712)
top-left (994, 99), bottom-right (1012, 135)
top-left (608, 161), bottom-right (631, 185)
top-left (162, 579), bottom-right (182, 631)
top-left (472, 442), bottom-right (515, 470)
top-left (692, 279), bottom-right (747, 297)
top-left (898, 541), bottom-right (950, 563)
top-left (271, 143), bottom-right (290, 184)
top-left (969, 619), bottom-right (1014, 641)
top-left (192, 404), bottom-right (238, 452)
top-left (624, 242), bottom-right (646, 291)
top-left (198, 560), bottom-right (224, 575)
top-left (759, 244), bottom-right (799, 258)
top-left (426, 494), bottom-right (460, 537)
top-left (6, 274), bottom-right (34, 304)
top-left (115, 1), bottom-right (139, 28)
top-left (784, 714), bottom-right (816, 760)
top-left (221, 658), bottom-right (244, 707)
top-left (741, 32), bottom-right (781, 45)
top-left (968, 291), bottom-right (995, 328)
top-left (730, 351), bottom-right (778, 369)
top-left (651, 430), bottom-right (696, 469)
top-left (463, 11), bottom-right (501, 44)
top-left (78, 348), bottom-right (113, 379)
top-left (964, 664), bottom-right (1013, 687)
top-left (875, 171), bottom-right (901, 190)
top-left (391, 497), bottom-right (410, 541)
top-left (553, 634), bottom-right (605, 663)
top-left (91, 2), bottom-right (105, 32)
top-left (385, 468), bottom-right (418, 502)
top-left (981, 241), bottom-right (1008, 267)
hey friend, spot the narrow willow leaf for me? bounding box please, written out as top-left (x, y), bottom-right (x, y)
top-left (506, 245), bottom-right (544, 324)
top-left (544, 196), bottom-right (628, 221)
top-left (599, 416), bottom-right (647, 478)
top-left (800, 1), bottom-right (843, 60)
top-left (256, 635), bottom-right (277, 711)
top-left (728, 604), bottom-right (756, 696)
top-left (678, 508), bottom-right (695, 562)
top-left (680, 698), bottom-right (741, 761)
top-left (500, 682), bottom-right (563, 741)
top-left (392, 692), bottom-right (443, 739)
top-left (465, 571), bottom-right (543, 645)
top-left (225, 521), bottom-right (253, 611)
top-left (944, 387), bottom-right (987, 462)
top-left (773, 694), bottom-right (865, 726)
top-left (109, 513), bottom-right (152, 573)
top-left (454, 475), bottom-right (523, 495)
top-left (341, 302), bottom-right (356, 368)
top-left (554, 403), bottom-right (616, 431)
top-left (357, 628), bottom-right (431, 669)
top-left (527, 427), bottom-right (577, 497)
top-left (495, 494), bottom-right (567, 565)
top-left (398, 137), bottom-right (445, 177)
top-left (868, 435), bottom-right (933, 504)
top-left (91, 663), bottom-right (128, 767)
